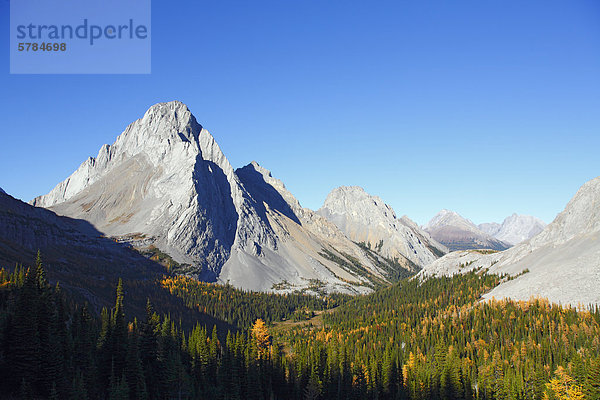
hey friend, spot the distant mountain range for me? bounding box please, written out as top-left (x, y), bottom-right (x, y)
top-left (424, 210), bottom-right (512, 251)
top-left (478, 214), bottom-right (546, 245)
top-left (419, 176), bottom-right (600, 306)
top-left (423, 210), bottom-right (545, 251)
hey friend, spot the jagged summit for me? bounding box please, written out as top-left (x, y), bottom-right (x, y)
top-left (318, 186), bottom-right (447, 268)
top-left (491, 214), bottom-right (546, 245)
top-left (425, 209), bottom-right (480, 231)
top-left (424, 209), bottom-right (511, 251)
top-left (30, 100), bottom-right (223, 209)
top-left (30, 101), bottom-right (257, 278)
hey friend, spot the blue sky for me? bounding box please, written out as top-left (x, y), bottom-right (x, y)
top-left (1, 1), bottom-right (599, 225)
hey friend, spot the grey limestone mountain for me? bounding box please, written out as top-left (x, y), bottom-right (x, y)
top-left (424, 209), bottom-right (511, 251)
top-left (478, 214), bottom-right (546, 246)
top-left (31, 101), bottom-right (411, 294)
top-left (317, 186), bottom-right (448, 269)
top-left (418, 176), bottom-right (600, 307)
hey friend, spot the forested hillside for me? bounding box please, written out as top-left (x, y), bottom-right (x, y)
top-left (1, 257), bottom-right (599, 399)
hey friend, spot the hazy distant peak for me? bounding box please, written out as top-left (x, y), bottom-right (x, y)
top-left (425, 209), bottom-right (477, 231)
top-left (424, 209), bottom-right (510, 252)
top-left (478, 222), bottom-right (501, 236)
top-left (478, 214), bottom-right (546, 246)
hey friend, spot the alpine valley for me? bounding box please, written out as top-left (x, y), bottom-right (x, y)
top-left (1, 101), bottom-right (599, 400)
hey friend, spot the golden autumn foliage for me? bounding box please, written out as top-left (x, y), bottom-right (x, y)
top-left (543, 366), bottom-right (585, 400)
top-left (252, 318), bottom-right (271, 359)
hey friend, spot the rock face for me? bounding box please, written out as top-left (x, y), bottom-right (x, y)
top-left (424, 210), bottom-right (511, 251)
top-left (419, 176), bottom-right (600, 307)
top-left (478, 214), bottom-right (546, 245)
top-left (32, 101), bottom-right (253, 277)
top-left (31, 101), bottom-right (404, 293)
top-left (317, 186), bottom-right (447, 269)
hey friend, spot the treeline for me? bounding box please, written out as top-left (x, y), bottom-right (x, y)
top-left (161, 275), bottom-right (346, 330)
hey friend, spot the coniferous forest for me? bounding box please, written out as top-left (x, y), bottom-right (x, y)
top-left (1, 256), bottom-right (599, 399)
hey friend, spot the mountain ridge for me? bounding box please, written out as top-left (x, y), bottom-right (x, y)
top-left (424, 209), bottom-right (511, 251)
top-left (29, 101), bottom-right (416, 294)
top-left (478, 213), bottom-right (546, 245)
top-left (317, 186), bottom-right (447, 268)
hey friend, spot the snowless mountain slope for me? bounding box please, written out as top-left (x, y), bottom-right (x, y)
top-left (424, 209), bottom-right (511, 251)
top-left (32, 101), bottom-right (254, 276)
top-left (317, 186), bottom-right (447, 268)
top-left (0, 188), bottom-right (163, 312)
top-left (419, 176), bottom-right (600, 306)
top-left (478, 222), bottom-right (501, 237)
top-left (479, 214), bottom-right (546, 245)
top-left (31, 101), bottom-right (402, 293)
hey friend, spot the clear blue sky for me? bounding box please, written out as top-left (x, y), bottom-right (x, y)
top-left (1, 1), bottom-right (599, 225)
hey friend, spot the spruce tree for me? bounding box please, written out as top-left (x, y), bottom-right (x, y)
top-left (585, 356), bottom-right (600, 400)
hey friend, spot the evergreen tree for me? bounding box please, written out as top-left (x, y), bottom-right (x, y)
top-left (585, 356), bottom-right (600, 400)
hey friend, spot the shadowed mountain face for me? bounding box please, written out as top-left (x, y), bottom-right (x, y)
top-left (0, 189), bottom-right (234, 330)
top-left (424, 209), bottom-right (511, 251)
top-left (236, 162), bottom-right (301, 226)
top-left (29, 102), bottom-right (412, 293)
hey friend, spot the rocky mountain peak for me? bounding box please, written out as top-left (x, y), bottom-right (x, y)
top-left (236, 161), bottom-right (303, 220)
top-left (322, 186), bottom-right (397, 221)
top-left (318, 186), bottom-right (447, 267)
top-left (424, 209), bottom-right (510, 251)
top-left (425, 209), bottom-right (476, 231)
top-left (478, 214), bottom-right (546, 246)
